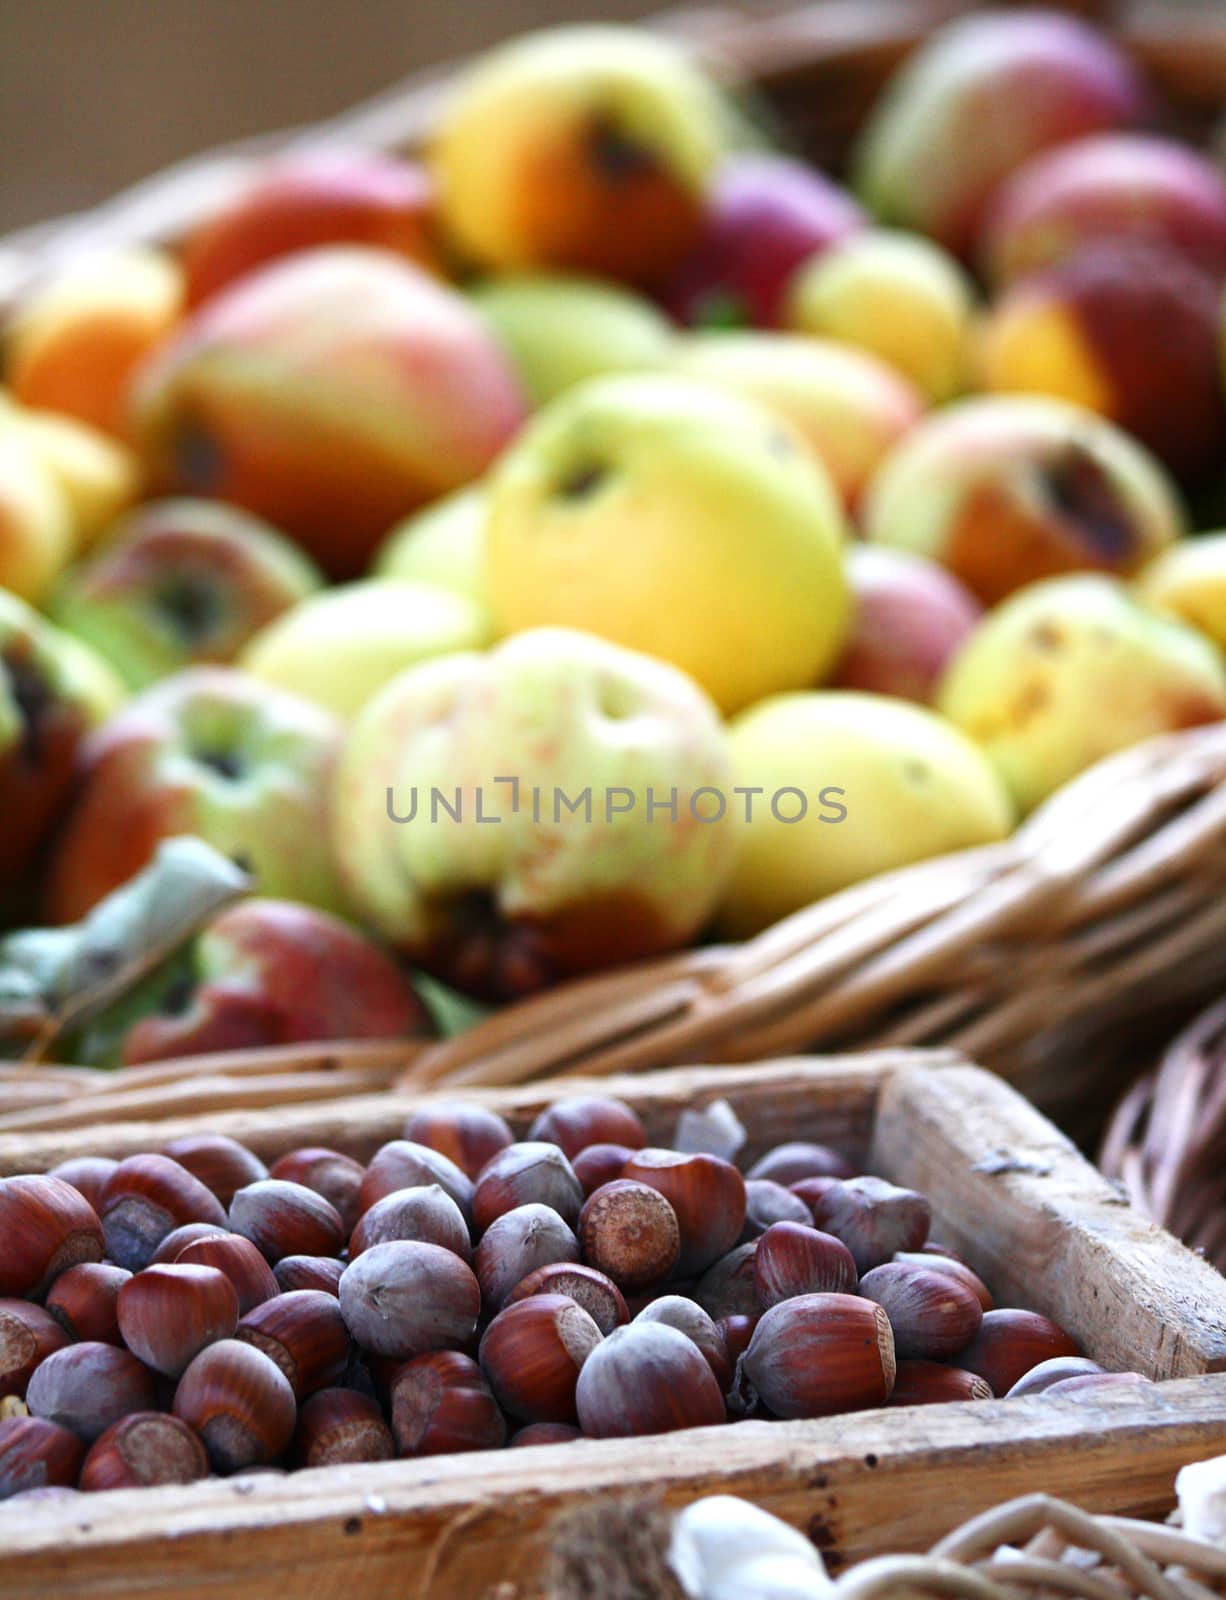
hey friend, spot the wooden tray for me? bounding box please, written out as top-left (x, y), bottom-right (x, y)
top-left (3, 1052), bottom-right (1226, 1599)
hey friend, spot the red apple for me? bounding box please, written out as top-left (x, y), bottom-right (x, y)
top-left (182, 148), bottom-right (440, 307)
top-left (658, 153), bottom-right (866, 329)
top-left (62, 898), bottom-right (432, 1067)
top-left (44, 666), bottom-right (345, 923)
top-left (832, 546), bottom-right (983, 703)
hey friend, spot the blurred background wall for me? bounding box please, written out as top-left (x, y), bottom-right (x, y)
top-left (0, 0), bottom-right (683, 234)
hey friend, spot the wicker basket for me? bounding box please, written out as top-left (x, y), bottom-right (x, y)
top-left (3, 0), bottom-right (1226, 1141)
top-left (544, 1490), bottom-right (1226, 1599)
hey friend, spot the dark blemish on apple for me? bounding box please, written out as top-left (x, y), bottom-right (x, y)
top-left (156, 574), bottom-right (223, 643)
top-left (587, 115), bottom-right (657, 184)
top-left (905, 760), bottom-right (929, 783)
top-left (158, 970), bottom-right (196, 1018)
top-left (1028, 622), bottom-right (1064, 653)
top-left (1041, 445), bottom-right (1133, 560)
top-left (194, 748), bottom-right (244, 781)
top-left (175, 421), bottom-right (225, 493)
top-left (557, 462), bottom-right (610, 501)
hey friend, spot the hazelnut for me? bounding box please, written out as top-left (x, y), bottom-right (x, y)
top-left (740, 1180), bottom-right (813, 1242)
top-left (753, 1222), bottom-right (858, 1309)
top-left (358, 1141), bottom-right (474, 1223)
top-left (890, 1360), bottom-right (993, 1406)
top-left (229, 1179), bottom-right (345, 1264)
top-left (269, 1148), bottom-right (365, 1234)
top-left (97, 1156), bottom-right (227, 1271)
top-left (403, 1103), bottom-right (513, 1180)
top-left (162, 1135), bottom-right (269, 1207)
top-left (237, 1289), bottom-right (351, 1399)
top-left (479, 1295), bottom-right (602, 1424)
top-left (571, 1144), bottom-right (636, 1198)
top-left (390, 1350), bottom-right (506, 1456)
top-left (734, 1293), bottom-right (896, 1419)
top-left (894, 1252), bottom-right (994, 1313)
top-left (575, 1322), bottom-right (725, 1439)
top-left (349, 1184), bottom-right (472, 1263)
top-left (528, 1096), bottom-right (647, 1159)
top-left (294, 1388), bottom-right (394, 1468)
top-left (694, 1243), bottom-right (760, 1321)
top-left (620, 1151), bottom-right (746, 1277)
top-left (173, 1338), bottom-right (297, 1474)
top-left (578, 1180), bottom-right (680, 1291)
top-left (475, 1204), bottom-right (580, 1311)
top-left (0, 1416), bottom-right (85, 1500)
top-left (504, 1263), bottom-right (628, 1335)
top-left (1006, 1357), bottom-right (1107, 1398)
top-left (0, 1175), bottom-right (106, 1297)
top-left (339, 1241), bottom-right (480, 1360)
top-left (274, 1256), bottom-right (344, 1298)
top-left (78, 1413), bottom-right (209, 1491)
top-left (175, 1235), bottom-right (280, 1315)
top-left (715, 1314), bottom-right (759, 1368)
top-left (805, 1177), bottom-right (931, 1273)
top-left (149, 1222), bottom-right (232, 1265)
top-left (958, 1310), bottom-right (1081, 1397)
top-left (45, 1263), bottom-right (131, 1347)
top-left (1039, 1373), bottom-right (1154, 1400)
top-left (48, 1158), bottom-right (118, 1214)
top-left (26, 1342), bottom-right (158, 1442)
top-left (0, 1300), bottom-right (72, 1398)
top-left (472, 1143), bottom-right (582, 1232)
top-left (509, 1422), bottom-right (582, 1447)
top-left (633, 1296), bottom-right (732, 1391)
top-left (746, 1142), bottom-right (855, 1186)
top-left (858, 1261), bottom-right (983, 1361)
top-left (117, 1263), bottom-right (240, 1377)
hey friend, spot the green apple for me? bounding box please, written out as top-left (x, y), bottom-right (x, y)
top-left (333, 626), bottom-right (737, 999)
top-left (239, 578), bottom-right (492, 719)
top-left (372, 486), bottom-right (490, 608)
top-left (486, 374), bottom-right (851, 714)
top-left (51, 498), bottom-right (323, 689)
top-left (471, 273), bottom-right (674, 405)
top-left (717, 690), bottom-right (1014, 938)
top-left (939, 574), bottom-right (1226, 815)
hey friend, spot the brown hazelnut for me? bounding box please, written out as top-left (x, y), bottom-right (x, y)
top-left (746, 1142), bottom-right (855, 1186)
top-left (715, 1314), bottom-right (759, 1368)
top-left (504, 1263), bottom-right (628, 1335)
top-left (894, 1252), bottom-right (994, 1313)
top-left (149, 1221), bottom-right (233, 1265)
top-left (358, 1141), bottom-right (474, 1223)
top-left (0, 1299), bottom-right (72, 1398)
top-left (403, 1103), bottom-right (513, 1180)
top-left (474, 1204), bottom-right (579, 1311)
top-left (269, 1148), bottom-right (365, 1234)
top-left (162, 1135), bottom-right (269, 1208)
top-left (578, 1180), bottom-right (680, 1291)
top-left (472, 1143), bottom-right (583, 1232)
top-left (0, 1415), bottom-right (85, 1500)
top-left (117, 1263), bottom-right (240, 1377)
top-left (957, 1310), bottom-right (1081, 1398)
top-left (294, 1388), bottom-right (394, 1468)
top-left (753, 1222), bottom-right (858, 1309)
top-left (1005, 1357), bottom-right (1107, 1398)
top-left (620, 1150), bottom-right (746, 1278)
top-left (237, 1289), bottom-right (351, 1399)
top-left (734, 1293), bottom-right (896, 1419)
top-left (804, 1178), bottom-right (931, 1273)
top-left (45, 1263), bottom-right (131, 1346)
top-left (740, 1180), bottom-right (813, 1242)
top-left (509, 1422), bottom-right (583, 1447)
top-left (229, 1179), bottom-right (345, 1264)
top-left (349, 1184), bottom-right (472, 1263)
top-left (47, 1158), bottom-right (118, 1214)
top-left (390, 1350), bottom-right (506, 1456)
top-left (339, 1241), bottom-right (480, 1360)
top-left (479, 1295), bottom-right (602, 1424)
top-left (175, 1235), bottom-right (280, 1315)
top-left (0, 1175), bottom-right (106, 1297)
top-left (694, 1242), bottom-right (760, 1321)
top-left (274, 1256), bottom-right (344, 1298)
top-left (575, 1322), bottom-right (725, 1439)
top-left (78, 1413), bottom-right (209, 1491)
top-left (528, 1097), bottom-right (647, 1159)
top-left (571, 1144), bottom-right (636, 1198)
top-left (633, 1296), bottom-right (731, 1391)
top-left (26, 1342), bottom-right (158, 1442)
top-left (890, 1361), bottom-right (993, 1406)
top-left (858, 1261), bottom-right (984, 1362)
top-left (173, 1338), bottom-right (297, 1474)
top-left (97, 1156), bottom-right (227, 1271)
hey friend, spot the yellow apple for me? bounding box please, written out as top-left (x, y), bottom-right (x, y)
top-left (239, 578), bottom-right (491, 718)
top-left (717, 691), bottom-right (1014, 937)
top-left (1137, 534), bottom-right (1226, 651)
top-left (0, 428), bottom-right (75, 602)
top-left (373, 486), bottom-right (490, 608)
top-left (11, 407), bottom-right (142, 551)
top-left (486, 374), bottom-right (851, 714)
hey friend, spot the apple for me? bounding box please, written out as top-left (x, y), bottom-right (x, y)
top-left (130, 247), bottom-right (528, 577)
top-left (430, 25), bottom-right (728, 284)
top-left (182, 147), bottom-right (440, 306)
top-left (672, 331), bottom-right (922, 513)
top-left (938, 575), bottom-right (1226, 816)
top-left (785, 228), bottom-right (974, 405)
top-left (657, 152), bottom-right (866, 328)
top-left (1137, 535), bottom-right (1226, 653)
top-left (470, 273), bottom-right (674, 405)
top-left (5, 247), bottom-right (183, 438)
top-left (238, 578), bottom-right (492, 719)
top-left (61, 898), bottom-right (432, 1068)
top-left (6, 406), bottom-right (142, 552)
top-left (862, 396), bottom-right (1184, 606)
top-left (981, 134), bottom-right (1226, 287)
top-left (0, 590), bottom-right (124, 911)
top-left (332, 627), bottom-right (737, 1000)
top-left (0, 426), bottom-right (75, 602)
top-left (833, 546), bottom-right (982, 703)
top-left (978, 240), bottom-right (1226, 483)
top-left (372, 486), bottom-right (489, 607)
top-left (51, 498), bottom-right (323, 690)
top-left (853, 10), bottom-right (1146, 258)
top-left (485, 373), bottom-right (851, 715)
top-left (44, 666), bottom-right (346, 924)
top-left (716, 690), bottom-right (1014, 939)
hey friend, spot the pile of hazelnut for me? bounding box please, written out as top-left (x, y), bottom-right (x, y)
top-left (0, 1096), bottom-right (1141, 1501)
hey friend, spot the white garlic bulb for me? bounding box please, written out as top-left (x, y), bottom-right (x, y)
top-left (669, 1495), bottom-right (829, 1600)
